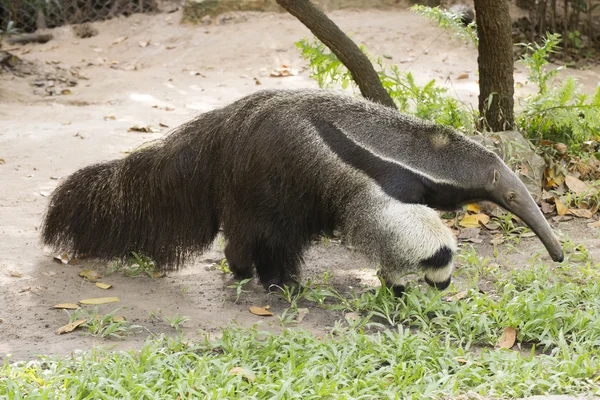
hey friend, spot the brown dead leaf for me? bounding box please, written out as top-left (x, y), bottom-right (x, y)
top-left (54, 253), bottom-right (71, 264)
top-left (445, 290), bottom-right (468, 302)
top-left (54, 303), bottom-right (80, 309)
top-left (498, 327), bottom-right (518, 349)
top-left (555, 199), bottom-right (569, 216)
top-left (484, 221), bottom-right (500, 231)
top-left (270, 65), bottom-right (298, 77)
top-left (79, 297), bottom-right (119, 305)
top-left (159, 122), bottom-right (169, 128)
top-left (128, 125), bottom-right (155, 133)
top-left (466, 203), bottom-right (481, 213)
top-left (95, 282), bottom-right (112, 290)
top-left (229, 367), bottom-right (255, 382)
top-left (0, 158), bottom-right (5, 164)
top-left (587, 220), bottom-right (600, 228)
top-left (490, 234), bottom-right (504, 245)
top-left (8, 270), bottom-right (23, 278)
top-left (554, 143), bottom-right (567, 154)
top-left (541, 200), bottom-right (555, 214)
top-left (249, 306), bottom-right (273, 316)
top-left (56, 319), bottom-right (86, 334)
top-left (457, 358), bottom-right (469, 364)
top-left (263, 305), bottom-right (271, 310)
top-left (61, 89), bottom-right (72, 95)
top-left (456, 73), bottom-right (469, 79)
top-left (79, 269), bottom-right (102, 281)
top-left (565, 175), bottom-right (589, 195)
top-left (112, 316), bottom-right (126, 322)
top-left (569, 208), bottom-right (594, 219)
top-left (296, 308), bottom-right (309, 323)
top-left (345, 312), bottom-right (360, 321)
top-left (139, 39), bottom-right (151, 47)
top-left (112, 36), bottom-right (128, 45)
top-left (459, 214), bottom-right (490, 228)
top-left (458, 227), bottom-right (482, 243)
top-left (521, 232), bottom-right (536, 238)
top-left (104, 115), bottom-right (116, 121)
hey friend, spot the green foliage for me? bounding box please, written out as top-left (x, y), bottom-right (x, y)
top-left (227, 278), bottom-right (252, 303)
top-left (517, 33), bottom-right (600, 149)
top-left (68, 307), bottom-right (143, 339)
top-left (296, 38), bottom-right (476, 132)
top-left (4, 253), bottom-right (600, 397)
top-left (107, 251), bottom-right (158, 278)
top-left (410, 5), bottom-right (478, 46)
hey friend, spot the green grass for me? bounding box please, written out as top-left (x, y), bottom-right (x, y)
top-left (2, 250), bottom-right (600, 398)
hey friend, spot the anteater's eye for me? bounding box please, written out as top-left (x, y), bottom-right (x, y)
top-left (507, 192), bottom-right (517, 202)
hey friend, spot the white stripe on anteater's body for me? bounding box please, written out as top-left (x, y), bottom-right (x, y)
top-left (42, 88), bottom-right (547, 293)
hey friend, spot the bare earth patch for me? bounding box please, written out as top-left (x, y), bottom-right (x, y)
top-left (1, 7), bottom-right (600, 366)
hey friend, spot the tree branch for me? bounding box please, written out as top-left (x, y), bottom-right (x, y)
top-left (276, 0), bottom-right (397, 109)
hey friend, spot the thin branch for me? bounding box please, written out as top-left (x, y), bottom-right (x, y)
top-left (276, 0), bottom-right (396, 109)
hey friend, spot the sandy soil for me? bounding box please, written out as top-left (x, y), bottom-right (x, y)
top-left (1, 7), bottom-right (600, 362)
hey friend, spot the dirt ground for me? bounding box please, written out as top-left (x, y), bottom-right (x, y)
top-left (2, 7), bottom-right (600, 363)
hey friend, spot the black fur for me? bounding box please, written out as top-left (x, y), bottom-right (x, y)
top-left (424, 276), bottom-right (452, 290)
top-left (421, 246), bottom-right (454, 270)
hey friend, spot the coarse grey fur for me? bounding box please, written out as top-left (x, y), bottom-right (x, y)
top-left (41, 88), bottom-right (563, 294)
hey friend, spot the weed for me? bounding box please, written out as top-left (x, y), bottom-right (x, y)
top-left (107, 251), bottom-right (158, 278)
top-left (68, 307), bottom-right (142, 339)
top-left (163, 314), bottom-right (190, 333)
top-left (227, 278), bottom-right (252, 303)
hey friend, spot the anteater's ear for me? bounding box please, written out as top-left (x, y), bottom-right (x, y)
top-left (493, 169), bottom-right (501, 185)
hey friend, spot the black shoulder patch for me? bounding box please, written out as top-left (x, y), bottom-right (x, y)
top-left (311, 117), bottom-right (426, 204)
top-left (421, 246), bottom-right (453, 269)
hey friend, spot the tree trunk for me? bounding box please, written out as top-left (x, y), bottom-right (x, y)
top-left (474, 0), bottom-right (515, 131)
top-left (275, 0), bottom-right (396, 109)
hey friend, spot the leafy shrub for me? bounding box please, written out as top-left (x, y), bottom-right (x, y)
top-left (296, 37), bottom-right (476, 132)
top-left (517, 33), bottom-right (600, 150)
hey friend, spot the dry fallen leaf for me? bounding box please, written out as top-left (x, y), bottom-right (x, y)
top-left (0, 158), bottom-right (5, 164)
top-left (466, 203), bottom-right (481, 213)
top-left (541, 200), bottom-right (555, 214)
top-left (61, 89), bottom-right (72, 95)
top-left (139, 39), bottom-right (151, 47)
top-left (345, 312), bottom-right (360, 321)
top-left (95, 282), bottom-right (112, 290)
top-left (159, 122), bottom-right (169, 128)
top-left (56, 319), bottom-right (86, 334)
top-left (554, 142), bottom-right (567, 154)
top-left (445, 290), bottom-right (468, 302)
top-left (249, 306), bottom-right (273, 316)
top-left (112, 36), bottom-right (128, 45)
top-left (128, 125), bottom-right (155, 133)
top-left (104, 115), bottom-right (116, 121)
top-left (296, 308), bottom-right (309, 323)
top-left (498, 327), bottom-right (518, 349)
top-left (54, 303), bottom-right (80, 309)
top-left (565, 175), bottom-right (589, 195)
top-left (8, 270), bottom-right (23, 278)
top-left (569, 208), bottom-right (593, 219)
top-left (555, 199), bottom-right (569, 216)
top-left (112, 316), bottom-right (126, 322)
top-left (54, 253), bottom-right (71, 264)
top-left (270, 64), bottom-right (298, 77)
top-left (79, 269), bottom-right (102, 281)
top-left (456, 73), bottom-right (469, 79)
top-left (79, 297), bottom-right (119, 305)
top-left (229, 367), bottom-right (255, 382)
top-left (588, 220), bottom-right (600, 228)
top-left (459, 214), bottom-right (490, 228)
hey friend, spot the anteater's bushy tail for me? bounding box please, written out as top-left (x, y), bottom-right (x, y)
top-left (41, 140), bottom-right (220, 270)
